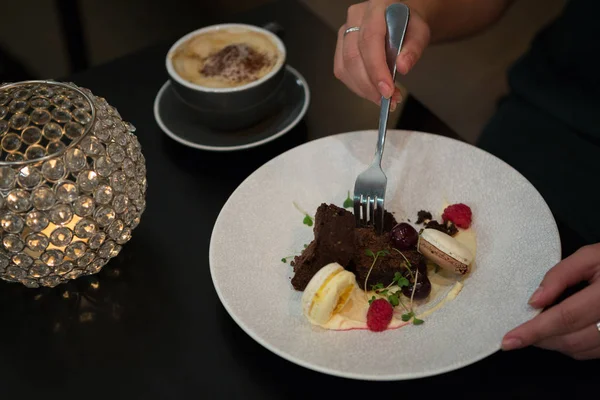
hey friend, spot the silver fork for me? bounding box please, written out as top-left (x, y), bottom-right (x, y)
top-left (353, 3), bottom-right (410, 233)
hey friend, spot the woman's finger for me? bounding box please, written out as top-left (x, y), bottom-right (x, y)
top-left (528, 244), bottom-right (600, 309)
top-left (572, 345), bottom-right (600, 361)
top-left (535, 324), bottom-right (600, 355)
top-left (334, 25), bottom-right (364, 99)
top-left (502, 282), bottom-right (600, 350)
top-left (358, 1), bottom-right (394, 99)
top-left (342, 3), bottom-right (381, 103)
top-left (395, 11), bottom-right (430, 75)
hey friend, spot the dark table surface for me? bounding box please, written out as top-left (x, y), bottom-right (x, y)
top-left (0, 1), bottom-right (596, 398)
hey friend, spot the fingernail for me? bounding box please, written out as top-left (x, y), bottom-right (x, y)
top-left (378, 81), bottom-right (392, 99)
top-left (390, 101), bottom-right (397, 112)
top-left (528, 287), bottom-right (543, 306)
top-left (501, 337), bottom-right (523, 351)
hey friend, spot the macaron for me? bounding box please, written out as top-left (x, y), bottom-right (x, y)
top-left (417, 229), bottom-right (474, 275)
top-left (301, 263), bottom-right (357, 326)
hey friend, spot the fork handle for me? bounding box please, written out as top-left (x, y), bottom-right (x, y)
top-left (373, 4), bottom-right (410, 166)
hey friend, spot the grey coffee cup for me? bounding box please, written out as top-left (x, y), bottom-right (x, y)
top-left (166, 23), bottom-right (287, 131)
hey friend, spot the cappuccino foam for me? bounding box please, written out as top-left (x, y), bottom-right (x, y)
top-left (171, 29), bottom-right (282, 88)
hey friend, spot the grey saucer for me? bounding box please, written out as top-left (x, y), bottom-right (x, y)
top-left (154, 65), bottom-right (310, 152)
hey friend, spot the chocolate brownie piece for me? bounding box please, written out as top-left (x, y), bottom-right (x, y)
top-left (291, 203), bottom-right (355, 291)
top-left (352, 228), bottom-right (424, 289)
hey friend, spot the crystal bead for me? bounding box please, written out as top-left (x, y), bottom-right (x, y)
top-left (21, 126), bottom-right (42, 145)
top-left (3, 234), bottom-right (24, 252)
top-left (133, 198), bottom-right (146, 212)
top-left (109, 170), bottom-right (126, 192)
top-left (21, 278), bottom-right (40, 288)
top-left (111, 244), bottom-right (122, 258)
top-left (86, 258), bottom-right (106, 274)
top-left (0, 106), bottom-right (6, 120)
top-left (42, 122), bottom-right (63, 141)
top-left (32, 186), bottom-right (56, 210)
top-left (0, 212), bottom-right (24, 234)
top-left (40, 275), bottom-right (61, 287)
top-left (112, 130), bottom-right (128, 146)
top-left (116, 227), bottom-right (131, 245)
top-left (73, 98), bottom-right (91, 111)
top-left (73, 195), bottom-right (94, 217)
top-left (88, 232), bottom-right (106, 249)
top-left (41, 158), bottom-right (66, 181)
top-left (25, 145), bottom-right (46, 160)
top-left (50, 226), bottom-right (73, 247)
top-left (123, 209), bottom-right (137, 225)
top-left (25, 210), bottom-right (49, 232)
top-left (94, 184), bottom-right (113, 205)
top-left (26, 232), bottom-right (49, 252)
top-left (64, 147), bottom-right (87, 172)
top-left (5, 153), bottom-right (24, 162)
top-left (0, 253), bottom-right (9, 269)
top-left (46, 141), bottom-right (66, 155)
top-left (5, 266), bottom-right (26, 280)
top-left (126, 181), bottom-right (140, 200)
top-left (107, 219), bottom-right (124, 240)
top-left (0, 120), bottom-right (8, 135)
top-left (98, 241), bottom-right (115, 259)
top-left (17, 166), bottom-right (42, 189)
top-left (2, 133), bottom-right (22, 152)
top-left (65, 269), bottom-right (83, 280)
top-left (107, 143), bottom-right (125, 163)
top-left (94, 206), bottom-right (115, 227)
top-left (93, 120), bottom-right (111, 141)
top-left (64, 121), bottom-right (84, 139)
top-left (8, 100), bottom-right (28, 114)
top-left (12, 253), bottom-right (33, 268)
top-left (94, 156), bottom-right (114, 177)
top-left (49, 203), bottom-right (72, 225)
top-left (35, 87), bottom-right (54, 97)
top-left (74, 218), bottom-right (96, 238)
top-left (0, 194), bottom-right (4, 209)
top-left (77, 170), bottom-right (99, 192)
top-left (12, 88), bottom-right (31, 100)
top-left (80, 136), bottom-right (104, 156)
top-left (122, 158), bottom-right (135, 177)
top-left (29, 97), bottom-right (51, 109)
top-left (126, 142), bottom-right (138, 162)
top-left (55, 260), bottom-right (74, 275)
top-left (41, 250), bottom-right (63, 267)
top-left (73, 108), bottom-right (91, 125)
top-left (135, 163), bottom-right (146, 179)
top-left (112, 193), bottom-right (129, 214)
top-left (0, 166), bottom-right (16, 189)
top-left (55, 181), bottom-right (77, 203)
top-left (51, 107), bottom-right (72, 123)
top-left (30, 261), bottom-right (51, 277)
top-left (9, 112), bottom-right (30, 130)
top-left (6, 188), bottom-right (31, 212)
top-left (65, 241), bottom-right (87, 259)
top-left (52, 95), bottom-right (71, 109)
top-left (0, 92), bottom-right (8, 105)
top-left (77, 251), bottom-right (95, 266)
top-left (124, 122), bottom-right (136, 132)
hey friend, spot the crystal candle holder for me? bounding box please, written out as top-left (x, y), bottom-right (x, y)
top-left (0, 80), bottom-right (146, 288)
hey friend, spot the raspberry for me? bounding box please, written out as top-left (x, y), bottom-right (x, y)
top-left (366, 299), bottom-right (393, 332)
top-left (442, 203), bottom-right (472, 229)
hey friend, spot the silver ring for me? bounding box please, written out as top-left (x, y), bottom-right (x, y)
top-left (344, 26), bottom-right (360, 36)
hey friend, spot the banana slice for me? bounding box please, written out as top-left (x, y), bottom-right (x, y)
top-left (301, 263), bottom-right (357, 326)
top-left (418, 229), bottom-right (474, 275)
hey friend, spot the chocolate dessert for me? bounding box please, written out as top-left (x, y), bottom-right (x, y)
top-left (351, 228), bottom-right (425, 288)
top-left (291, 204), bottom-right (355, 290)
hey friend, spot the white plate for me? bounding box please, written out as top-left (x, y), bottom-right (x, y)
top-left (209, 130), bottom-right (561, 380)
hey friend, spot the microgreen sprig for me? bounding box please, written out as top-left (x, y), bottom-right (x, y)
top-left (343, 191), bottom-right (353, 209)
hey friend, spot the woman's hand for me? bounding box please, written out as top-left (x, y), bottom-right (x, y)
top-left (502, 243), bottom-right (600, 360)
top-left (333, 1), bottom-right (431, 110)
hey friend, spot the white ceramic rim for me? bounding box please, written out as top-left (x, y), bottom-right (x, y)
top-left (154, 65), bottom-right (310, 152)
top-left (165, 23), bottom-right (287, 93)
top-left (208, 130), bottom-right (562, 381)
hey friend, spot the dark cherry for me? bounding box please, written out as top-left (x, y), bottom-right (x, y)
top-left (401, 274), bottom-right (432, 300)
top-left (390, 222), bottom-right (419, 250)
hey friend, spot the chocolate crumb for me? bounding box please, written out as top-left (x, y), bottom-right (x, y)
top-left (416, 210), bottom-right (432, 224)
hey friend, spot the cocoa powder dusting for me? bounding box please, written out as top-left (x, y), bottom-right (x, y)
top-left (200, 43), bottom-right (273, 83)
